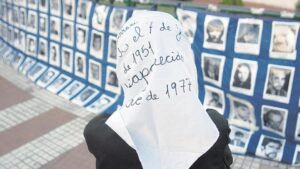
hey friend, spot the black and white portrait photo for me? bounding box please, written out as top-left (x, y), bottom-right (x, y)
top-left (255, 135), bottom-right (285, 161)
top-left (76, 25), bottom-right (88, 52)
top-left (27, 10), bottom-right (37, 33)
top-left (72, 87), bottom-right (99, 106)
top-left (47, 74), bottom-right (72, 94)
top-left (294, 114), bottom-right (300, 141)
top-left (108, 36), bottom-right (117, 63)
top-left (77, 0), bottom-right (92, 25)
top-left (87, 95), bottom-right (115, 114)
top-left (203, 85), bottom-right (225, 115)
top-left (92, 5), bottom-right (109, 31)
top-left (176, 8), bottom-right (197, 43)
top-left (12, 7), bottom-right (19, 26)
top-left (90, 30), bottom-right (104, 59)
top-left (12, 53), bottom-right (25, 70)
top-left (49, 42), bottom-right (60, 67)
top-left (230, 58), bottom-right (258, 96)
top-left (39, 0), bottom-right (48, 13)
top-left (201, 53), bottom-right (225, 87)
top-left (19, 58), bottom-right (36, 75)
top-left (228, 95), bottom-right (256, 130)
top-left (88, 59), bottom-right (102, 86)
top-left (61, 47), bottom-right (73, 73)
top-left (28, 0), bottom-right (38, 9)
top-left (38, 38), bottom-right (48, 62)
top-left (229, 125), bottom-right (252, 154)
top-left (26, 35), bottom-right (37, 56)
top-left (62, 21), bottom-right (73, 46)
top-left (27, 63), bottom-right (47, 81)
top-left (36, 68), bottom-right (59, 88)
top-left (63, 0), bottom-right (75, 21)
top-left (39, 14), bottom-right (48, 37)
top-left (59, 81), bottom-right (85, 100)
top-left (263, 64), bottom-right (295, 103)
top-left (235, 19), bottom-right (263, 55)
top-left (19, 8), bottom-right (26, 28)
top-left (50, 0), bottom-right (61, 16)
top-left (109, 8), bottom-right (127, 34)
top-left (75, 52), bottom-right (86, 79)
top-left (203, 15), bottom-right (229, 51)
top-left (105, 67), bottom-right (120, 94)
top-left (261, 105), bottom-right (287, 136)
top-left (50, 16), bottom-right (61, 42)
top-left (293, 145), bottom-right (300, 165)
top-left (270, 22), bottom-right (299, 60)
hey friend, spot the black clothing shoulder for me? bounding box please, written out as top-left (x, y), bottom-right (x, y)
top-left (84, 109), bottom-right (232, 169)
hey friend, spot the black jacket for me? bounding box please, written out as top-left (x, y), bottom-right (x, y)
top-left (84, 109), bottom-right (232, 169)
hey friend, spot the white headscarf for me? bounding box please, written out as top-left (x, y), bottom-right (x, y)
top-left (106, 11), bottom-right (219, 169)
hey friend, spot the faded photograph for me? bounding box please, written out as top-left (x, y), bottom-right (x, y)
top-left (92, 5), bottom-right (109, 30)
top-left (88, 60), bottom-right (101, 86)
top-left (270, 22), bottom-right (299, 60)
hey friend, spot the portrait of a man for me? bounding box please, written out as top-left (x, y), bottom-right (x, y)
top-left (256, 136), bottom-right (284, 161)
top-left (262, 107), bottom-right (286, 134)
top-left (270, 22), bottom-right (299, 60)
top-left (92, 33), bottom-right (102, 51)
top-left (266, 67), bottom-right (290, 97)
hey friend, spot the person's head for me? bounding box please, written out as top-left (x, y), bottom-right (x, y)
top-left (263, 110), bottom-right (283, 130)
top-left (77, 57), bottom-right (83, 71)
top-left (64, 24), bottom-right (71, 39)
top-left (93, 34), bottom-right (102, 50)
top-left (95, 6), bottom-right (106, 24)
top-left (269, 68), bottom-right (288, 91)
top-left (238, 24), bottom-right (259, 43)
top-left (113, 10), bottom-right (124, 29)
top-left (181, 14), bottom-right (193, 37)
top-left (39, 42), bottom-right (45, 54)
top-left (206, 19), bottom-right (224, 43)
top-left (261, 138), bottom-right (282, 159)
top-left (108, 71), bottom-right (118, 86)
top-left (234, 63), bottom-right (251, 83)
top-left (51, 46), bottom-right (57, 57)
top-left (234, 131), bottom-right (244, 139)
top-left (273, 25), bottom-right (296, 52)
top-left (234, 101), bottom-right (250, 121)
top-left (205, 58), bottom-right (219, 79)
top-left (28, 39), bottom-right (35, 52)
top-left (80, 89), bottom-right (94, 101)
top-left (40, 18), bottom-right (46, 31)
top-left (211, 92), bottom-right (220, 101)
top-left (79, 2), bottom-right (87, 18)
top-left (77, 28), bottom-right (86, 43)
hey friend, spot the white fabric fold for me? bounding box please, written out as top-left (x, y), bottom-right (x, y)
top-left (106, 11), bottom-right (219, 169)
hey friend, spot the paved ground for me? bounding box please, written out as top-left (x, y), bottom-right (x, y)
top-left (0, 62), bottom-right (299, 169)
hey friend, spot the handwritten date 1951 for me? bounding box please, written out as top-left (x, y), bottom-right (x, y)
top-left (132, 41), bottom-right (154, 64)
top-left (165, 78), bottom-right (192, 98)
